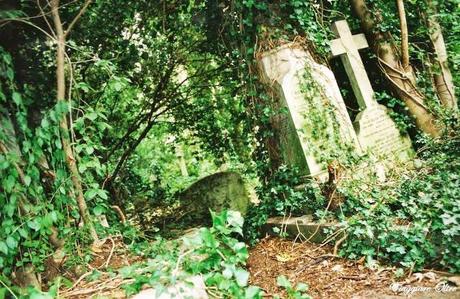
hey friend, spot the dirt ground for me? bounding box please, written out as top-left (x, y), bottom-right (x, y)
top-left (247, 237), bottom-right (460, 299)
top-left (57, 236), bottom-right (460, 298)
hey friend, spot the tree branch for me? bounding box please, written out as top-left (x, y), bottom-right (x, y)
top-left (64, 0), bottom-right (92, 38)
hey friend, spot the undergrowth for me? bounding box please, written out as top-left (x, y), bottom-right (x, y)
top-left (245, 122), bottom-right (460, 273)
top-left (340, 124), bottom-right (460, 272)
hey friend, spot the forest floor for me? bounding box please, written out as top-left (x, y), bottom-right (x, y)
top-left (247, 237), bottom-right (460, 299)
top-left (58, 236), bottom-right (460, 299)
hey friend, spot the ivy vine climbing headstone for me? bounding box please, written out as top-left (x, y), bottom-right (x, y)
top-left (258, 43), bottom-right (360, 180)
top-left (330, 20), bottom-right (413, 161)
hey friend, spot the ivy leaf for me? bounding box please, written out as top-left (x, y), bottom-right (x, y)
top-left (276, 275), bottom-right (291, 288)
top-left (6, 236), bottom-right (17, 250)
top-left (12, 92), bottom-right (22, 105)
top-left (245, 286), bottom-right (260, 299)
top-left (0, 241), bottom-right (8, 255)
top-left (24, 175), bottom-right (31, 186)
top-left (3, 53), bottom-right (12, 64)
top-left (97, 190), bottom-right (108, 200)
top-left (296, 282), bottom-right (308, 292)
top-left (234, 268), bottom-right (249, 287)
top-left (85, 189), bottom-right (98, 200)
top-left (93, 205), bottom-right (105, 216)
top-left (27, 219), bottom-right (41, 231)
top-left (85, 145), bottom-right (94, 155)
top-left (86, 112), bottom-right (98, 121)
top-left (6, 68), bottom-right (14, 81)
top-left (18, 228), bottom-right (28, 239)
top-left (3, 175), bottom-right (15, 192)
top-left (200, 229), bottom-right (217, 248)
top-left (5, 204), bottom-right (15, 218)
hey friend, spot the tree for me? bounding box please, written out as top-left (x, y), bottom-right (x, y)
top-left (49, 0), bottom-right (98, 243)
top-left (350, 0), bottom-right (442, 137)
top-left (424, 0), bottom-right (457, 110)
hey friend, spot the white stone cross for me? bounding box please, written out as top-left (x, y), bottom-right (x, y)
top-left (330, 20), bottom-right (375, 109)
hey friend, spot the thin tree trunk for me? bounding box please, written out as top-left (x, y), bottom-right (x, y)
top-left (396, 0), bottom-right (409, 69)
top-left (350, 0), bottom-right (441, 137)
top-left (426, 0), bottom-right (457, 110)
top-left (50, 0), bottom-right (98, 243)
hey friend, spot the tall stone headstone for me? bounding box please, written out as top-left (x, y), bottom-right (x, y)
top-left (330, 20), bottom-right (413, 160)
top-left (258, 44), bottom-right (360, 178)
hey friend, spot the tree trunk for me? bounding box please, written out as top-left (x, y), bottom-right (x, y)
top-left (426, 0), bottom-right (457, 110)
top-left (50, 0), bottom-right (99, 243)
top-left (350, 0), bottom-right (441, 137)
top-left (396, 0), bottom-right (409, 69)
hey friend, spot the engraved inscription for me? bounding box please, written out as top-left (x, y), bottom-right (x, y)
top-left (356, 105), bottom-right (412, 158)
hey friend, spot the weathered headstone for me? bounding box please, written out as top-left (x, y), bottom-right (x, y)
top-left (258, 44), bottom-right (361, 179)
top-left (179, 172), bottom-right (250, 218)
top-left (330, 20), bottom-right (413, 160)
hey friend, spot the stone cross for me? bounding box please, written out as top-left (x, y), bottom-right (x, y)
top-left (330, 20), bottom-right (375, 109)
top-left (330, 20), bottom-right (413, 161)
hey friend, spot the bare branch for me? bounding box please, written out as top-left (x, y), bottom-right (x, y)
top-left (64, 0), bottom-right (92, 38)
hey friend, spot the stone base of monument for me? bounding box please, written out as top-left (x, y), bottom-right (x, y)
top-left (261, 215), bottom-right (344, 243)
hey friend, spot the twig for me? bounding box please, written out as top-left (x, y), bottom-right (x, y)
top-left (172, 249), bottom-right (193, 277)
top-left (0, 278), bottom-right (18, 299)
top-left (339, 274), bottom-right (365, 280)
top-left (102, 237), bottom-right (116, 268)
top-left (111, 205), bottom-right (126, 223)
top-left (396, 0), bottom-right (409, 69)
top-left (67, 271), bottom-right (92, 291)
top-left (36, 0), bottom-right (56, 38)
top-left (333, 233), bottom-right (348, 256)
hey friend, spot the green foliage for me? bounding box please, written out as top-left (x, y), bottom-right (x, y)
top-left (299, 65), bottom-right (358, 165)
top-left (375, 91), bottom-right (414, 134)
top-left (275, 275), bottom-right (311, 299)
top-left (112, 210), bottom-right (262, 298)
top-left (339, 129), bottom-right (460, 272)
top-left (0, 46), bottom-right (108, 280)
top-left (1, 0), bottom-right (459, 294)
top-left (184, 210), bottom-right (262, 298)
top-left (244, 165), bottom-right (325, 243)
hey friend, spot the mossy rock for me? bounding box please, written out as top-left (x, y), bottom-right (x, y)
top-left (178, 172), bottom-right (250, 219)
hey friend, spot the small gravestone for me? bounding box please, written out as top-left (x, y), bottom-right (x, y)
top-left (330, 20), bottom-right (413, 160)
top-left (179, 172), bottom-right (250, 219)
top-left (258, 44), bottom-right (361, 179)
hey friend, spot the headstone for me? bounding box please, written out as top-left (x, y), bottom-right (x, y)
top-left (330, 20), bottom-right (413, 160)
top-left (179, 172), bottom-right (250, 218)
top-left (258, 44), bottom-right (361, 179)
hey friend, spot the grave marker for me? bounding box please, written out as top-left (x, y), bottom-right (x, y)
top-left (258, 44), bottom-right (361, 178)
top-left (330, 20), bottom-right (413, 160)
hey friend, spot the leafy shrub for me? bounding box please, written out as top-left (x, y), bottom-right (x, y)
top-left (244, 165), bottom-right (325, 243)
top-left (341, 129), bottom-right (460, 272)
